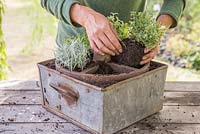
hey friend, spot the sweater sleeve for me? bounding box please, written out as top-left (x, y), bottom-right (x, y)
top-left (40, 0), bottom-right (81, 26)
top-left (158, 0), bottom-right (186, 28)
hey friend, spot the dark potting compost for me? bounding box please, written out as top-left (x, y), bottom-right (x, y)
top-left (95, 62), bottom-right (119, 75)
top-left (112, 38), bottom-right (145, 68)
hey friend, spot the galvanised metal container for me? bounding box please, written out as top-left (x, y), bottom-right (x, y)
top-left (38, 59), bottom-right (168, 134)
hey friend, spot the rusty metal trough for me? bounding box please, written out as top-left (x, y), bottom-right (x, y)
top-left (38, 59), bottom-right (168, 134)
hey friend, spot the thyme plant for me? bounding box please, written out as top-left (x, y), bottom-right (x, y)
top-left (129, 12), bottom-right (165, 48)
top-left (108, 12), bottom-right (165, 48)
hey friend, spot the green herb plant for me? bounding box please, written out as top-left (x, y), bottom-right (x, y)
top-left (109, 12), bottom-right (165, 48)
top-left (55, 33), bottom-right (91, 71)
top-left (129, 12), bottom-right (165, 48)
top-left (108, 13), bottom-right (131, 39)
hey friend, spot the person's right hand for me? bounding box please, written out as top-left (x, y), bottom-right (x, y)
top-left (70, 4), bottom-right (122, 56)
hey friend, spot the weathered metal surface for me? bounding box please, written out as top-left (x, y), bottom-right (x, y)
top-left (49, 83), bottom-right (79, 106)
top-left (102, 67), bottom-right (167, 134)
top-left (43, 105), bottom-right (99, 134)
top-left (38, 60), bottom-right (168, 134)
top-left (38, 63), bottom-right (104, 133)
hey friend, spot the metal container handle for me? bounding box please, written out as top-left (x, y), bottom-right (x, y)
top-left (49, 83), bottom-right (79, 106)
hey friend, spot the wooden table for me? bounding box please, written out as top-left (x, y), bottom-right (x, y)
top-left (0, 80), bottom-right (200, 134)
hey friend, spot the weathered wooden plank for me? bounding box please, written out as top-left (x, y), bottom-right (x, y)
top-left (0, 80), bottom-right (40, 90)
top-left (0, 91), bottom-right (199, 106)
top-left (118, 123), bottom-right (200, 134)
top-left (0, 123), bottom-right (90, 134)
top-left (0, 105), bottom-right (68, 123)
top-left (1, 90), bottom-right (199, 106)
top-left (0, 81), bottom-right (199, 92)
top-left (0, 91), bottom-right (41, 105)
top-left (164, 92), bottom-right (200, 106)
top-left (0, 105), bottom-right (200, 124)
top-left (142, 106), bottom-right (200, 124)
top-left (1, 123), bottom-right (200, 134)
top-left (2, 82), bottom-right (198, 107)
top-left (165, 82), bottom-right (200, 92)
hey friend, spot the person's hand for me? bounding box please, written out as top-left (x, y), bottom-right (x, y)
top-left (140, 14), bottom-right (174, 65)
top-left (70, 4), bottom-right (122, 56)
top-left (84, 11), bottom-right (123, 56)
top-left (140, 45), bottom-right (160, 65)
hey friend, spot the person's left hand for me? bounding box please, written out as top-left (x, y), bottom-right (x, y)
top-left (140, 45), bottom-right (160, 65)
top-left (140, 14), bottom-right (174, 65)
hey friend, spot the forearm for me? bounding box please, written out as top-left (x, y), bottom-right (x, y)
top-left (158, 0), bottom-right (185, 28)
top-left (70, 3), bottom-right (93, 27)
top-left (40, 0), bottom-right (80, 25)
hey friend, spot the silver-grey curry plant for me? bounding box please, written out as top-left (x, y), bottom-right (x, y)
top-left (55, 34), bottom-right (90, 71)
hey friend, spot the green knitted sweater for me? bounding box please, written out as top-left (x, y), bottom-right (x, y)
top-left (41, 0), bottom-right (185, 46)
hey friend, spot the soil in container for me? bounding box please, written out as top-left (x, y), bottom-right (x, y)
top-left (111, 38), bottom-right (145, 68)
top-left (41, 60), bottom-right (154, 88)
top-left (56, 61), bottom-right (120, 75)
top-left (95, 62), bottom-right (119, 75)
